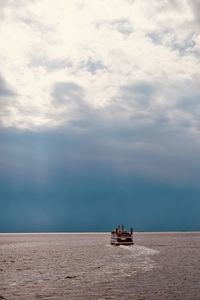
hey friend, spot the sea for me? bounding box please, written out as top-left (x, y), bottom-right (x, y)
top-left (0, 232), bottom-right (200, 299)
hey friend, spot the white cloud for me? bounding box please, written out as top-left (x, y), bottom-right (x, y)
top-left (0, 0), bottom-right (199, 132)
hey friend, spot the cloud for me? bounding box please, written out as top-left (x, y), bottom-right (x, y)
top-left (0, 76), bottom-right (16, 97)
top-left (84, 58), bottom-right (106, 75)
top-left (50, 81), bottom-right (91, 126)
top-left (0, 0), bottom-right (200, 182)
top-left (96, 18), bottom-right (133, 36)
top-left (52, 82), bottom-right (84, 104)
top-left (120, 81), bottom-right (156, 109)
top-left (189, 0), bottom-right (200, 25)
top-left (0, 0), bottom-right (199, 130)
top-left (0, 75), bottom-right (17, 127)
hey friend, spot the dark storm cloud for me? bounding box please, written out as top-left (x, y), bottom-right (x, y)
top-left (1, 126), bottom-right (200, 232)
top-left (1, 113), bottom-right (200, 192)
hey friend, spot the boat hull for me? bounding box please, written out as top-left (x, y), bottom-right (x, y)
top-left (110, 237), bottom-right (134, 246)
top-left (111, 241), bottom-right (134, 246)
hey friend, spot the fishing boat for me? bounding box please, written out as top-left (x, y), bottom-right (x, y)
top-left (111, 225), bottom-right (134, 246)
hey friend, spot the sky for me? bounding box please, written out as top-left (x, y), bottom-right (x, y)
top-left (1, 0), bottom-right (200, 232)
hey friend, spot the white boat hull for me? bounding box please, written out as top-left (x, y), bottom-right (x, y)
top-left (110, 237), bottom-right (134, 246)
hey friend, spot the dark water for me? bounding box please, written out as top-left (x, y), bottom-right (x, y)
top-left (0, 233), bottom-right (200, 299)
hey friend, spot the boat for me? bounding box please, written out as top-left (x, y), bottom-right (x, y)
top-left (111, 224), bottom-right (134, 246)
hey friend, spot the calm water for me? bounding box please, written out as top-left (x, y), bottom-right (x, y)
top-left (0, 233), bottom-right (200, 299)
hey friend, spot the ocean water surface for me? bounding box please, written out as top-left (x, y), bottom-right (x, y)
top-left (0, 233), bottom-right (200, 299)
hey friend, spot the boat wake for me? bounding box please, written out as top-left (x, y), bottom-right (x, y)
top-left (119, 244), bottom-right (159, 256)
top-left (104, 244), bottom-right (159, 275)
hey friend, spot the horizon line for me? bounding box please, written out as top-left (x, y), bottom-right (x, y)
top-left (1, 231), bottom-right (200, 235)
